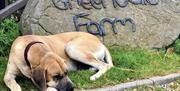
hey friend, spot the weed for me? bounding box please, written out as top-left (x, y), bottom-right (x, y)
top-left (173, 38), bottom-right (180, 54)
top-left (0, 19), bottom-right (20, 57)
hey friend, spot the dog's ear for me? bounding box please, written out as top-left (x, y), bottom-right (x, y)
top-left (54, 54), bottom-right (68, 72)
top-left (31, 66), bottom-right (47, 91)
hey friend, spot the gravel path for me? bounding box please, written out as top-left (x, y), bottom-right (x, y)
top-left (126, 80), bottom-right (180, 91)
top-left (85, 73), bottom-right (180, 91)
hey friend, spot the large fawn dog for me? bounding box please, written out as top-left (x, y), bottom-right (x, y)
top-left (4, 32), bottom-right (113, 91)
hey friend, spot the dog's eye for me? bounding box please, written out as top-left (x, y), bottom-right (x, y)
top-left (64, 71), bottom-right (67, 75)
top-left (53, 75), bottom-right (63, 80)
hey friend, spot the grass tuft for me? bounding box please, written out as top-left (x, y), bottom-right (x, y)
top-left (0, 19), bottom-right (20, 57)
top-left (173, 38), bottom-right (180, 54)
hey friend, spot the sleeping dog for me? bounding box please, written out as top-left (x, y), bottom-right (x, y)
top-left (4, 32), bottom-right (113, 91)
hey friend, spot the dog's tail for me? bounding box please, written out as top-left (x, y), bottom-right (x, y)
top-left (104, 47), bottom-right (113, 67)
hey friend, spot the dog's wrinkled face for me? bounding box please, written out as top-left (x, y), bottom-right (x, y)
top-left (46, 61), bottom-right (73, 91)
top-left (47, 75), bottom-right (73, 91)
top-left (32, 53), bottom-right (73, 91)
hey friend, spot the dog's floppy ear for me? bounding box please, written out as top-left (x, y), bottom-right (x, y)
top-left (31, 66), bottom-right (47, 91)
top-left (54, 54), bottom-right (67, 72)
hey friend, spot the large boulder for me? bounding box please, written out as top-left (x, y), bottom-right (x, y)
top-left (20, 0), bottom-right (180, 48)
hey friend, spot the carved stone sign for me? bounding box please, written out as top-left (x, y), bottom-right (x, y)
top-left (21, 0), bottom-right (180, 48)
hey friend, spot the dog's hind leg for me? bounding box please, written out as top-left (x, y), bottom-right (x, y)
top-left (65, 43), bottom-right (113, 81)
top-left (104, 47), bottom-right (113, 67)
top-left (4, 56), bottom-right (22, 91)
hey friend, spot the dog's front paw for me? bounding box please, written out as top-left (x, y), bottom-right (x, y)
top-left (46, 87), bottom-right (57, 91)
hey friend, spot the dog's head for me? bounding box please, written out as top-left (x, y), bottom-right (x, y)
top-left (31, 52), bottom-right (73, 91)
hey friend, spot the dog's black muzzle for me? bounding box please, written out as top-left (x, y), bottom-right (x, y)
top-left (55, 76), bottom-right (74, 91)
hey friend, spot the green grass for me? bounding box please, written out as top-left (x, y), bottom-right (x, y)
top-left (173, 38), bottom-right (180, 54)
top-left (68, 46), bottom-right (180, 89)
top-left (0, 19), bottom-right (20, 57)
top-left (0, 47), bottom-right (180, 90)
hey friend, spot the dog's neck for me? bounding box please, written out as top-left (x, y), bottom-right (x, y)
top-left (24, 41), bottom-right (44, 69)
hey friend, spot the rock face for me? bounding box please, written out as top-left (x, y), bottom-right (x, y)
top-left (21, 0), bottom-right (180, 48)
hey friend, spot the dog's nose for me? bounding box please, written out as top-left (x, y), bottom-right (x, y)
top-left (57, 81), bottom-right (74, 91)
top-left (66, 82), bottom-right (74, 91)
top-left (67, 86), bottom-right (74, 91)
